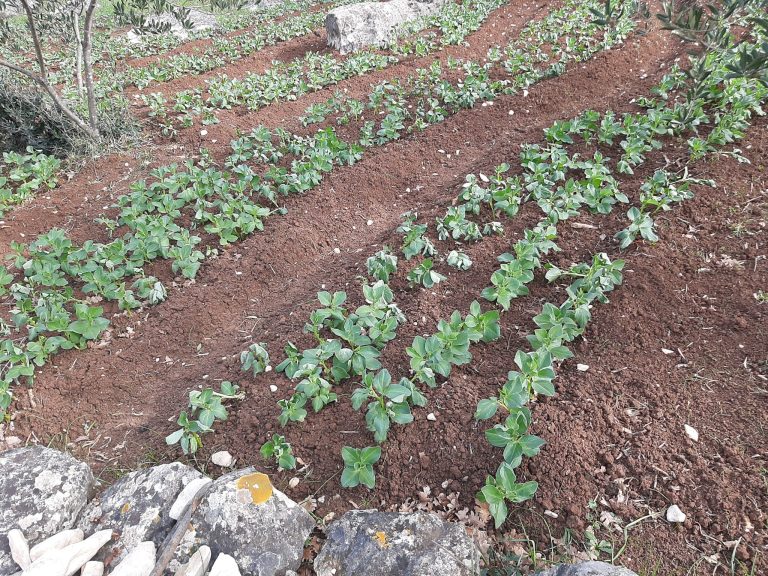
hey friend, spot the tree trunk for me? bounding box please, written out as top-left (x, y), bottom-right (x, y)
top-left (73, 14), bottom-right (84, 97)
top-left (82, 0), bottom-right (99, 133)
top-left (4, 0), bottom-right (98, 138)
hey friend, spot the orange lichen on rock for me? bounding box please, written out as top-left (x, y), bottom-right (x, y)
top-left (235, 472), bottom-right (273, 505)
top-left (374, 531), bottom-right (389, 549)
top-left (120, 502), bottom-right (131, 514)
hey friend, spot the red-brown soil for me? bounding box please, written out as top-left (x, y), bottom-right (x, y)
top-left (2, 2), bottom-right (766, 575)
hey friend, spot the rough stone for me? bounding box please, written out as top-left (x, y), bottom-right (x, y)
top-left (665, 504), bottom-right (686, 523)
top-left (109, 541), bottom-right (156, 576)
top-left (126, 8), bottom-right (218, 43)
top-left (208, 553), bottom-right (241, 576)
top-left (169, 477), bottom-right (212, 520)
top-left (211, 451), bottom-right (235, 468)
top-left (0, 446), bottom-right (94, 576)
top-left (314, 510), bottom-right (480, 576)
top-left (170, 468), bottom-right (314, 576)
top-left (175, 545), bottom-right (211, 576)
top-left (23, 529), bottom-right (112, 576)
top-left (536, 561), bottom-right (639, 576)
top-left (81, 561), bottom-right (105, 576)
top-left (7, 530), bottom-right (30, 570)
top-left (326, 0), bottom-right (448, 54)
top-left (29, 529), bottom-right (84, 562)
top-left (77, 462), bottom-right (203, 565)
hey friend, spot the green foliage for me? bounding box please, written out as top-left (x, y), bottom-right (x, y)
top-left (340, 445), bottom-right (381, 489)
top-left (260, 433), bottom-right (296, 470)
top-left (407, 259), bottom-right (446, 288)
top-left (240, 342), bottom-right (270, 376)
top-left (366, 248), bottom-right (398, 282)
top-left (397, 212), bottom-right (436, 260)
top-left (351, 369), bottom-right (425, 443)
top-left (478, 462), bottom-right (539, 528)
top-left (165, 381), bottom-right (243, 455)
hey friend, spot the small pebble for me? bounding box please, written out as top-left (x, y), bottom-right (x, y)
top-left (333, 247), bottom-right (340, 254)
top-left (576, 364), bottom-right (589, 372)
top-left (269, 385), bottom-right (278, 393)
top-left (426, 413), bottom-right (437, 421)
top-left (684, 424), bottom-right (699, 442)
top-left (211, 451), bottom-right (234, 467)
top-left (288, 477), bottom-right (300, 489)
top-left (666, 504), bottom-right (687, 523)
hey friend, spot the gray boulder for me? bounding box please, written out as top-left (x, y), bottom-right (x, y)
top-left (0, 446), bottom-right (94, 576)
top-left (126, 8), bottom-right (218, 43)
top-left (77, 462), bottom-right (203, 565)
top-left (245, 0), bottom-right (285, 11)
top-left (326, 0), bottom-right (448, 54)
top-left (537, 562), bottom-right (639, 576)
top-left (314, 510), bottom-right (479, 576)
top-left (170, 468), bottom-right (315, 576)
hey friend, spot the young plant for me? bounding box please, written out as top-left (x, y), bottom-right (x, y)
top-left (366, 248), bottom-right (398, 282)
top-left (446, 250), bottom-right (472, 270)
top-left (260, 433), bottom-right (296, 471)
top-left (240, 342), bottom-right (271, 376)
top-left (407, 259), bottom-right (446, 288)
top-left (478, 462), bottom-right (539, 528)
top-left (165, 381), bottom-right (243, 455)
top-left (340, 445), bottom-right (381, 489)
top-left (351, 369), bottom-right (426, 443)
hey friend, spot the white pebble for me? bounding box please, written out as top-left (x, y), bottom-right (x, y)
top-left (366, 219), bottom-right (373, 226)
top-left (288, 477), bottom-right (300, 489)
top-left (333, 247), bottom-right (340, 254)
top-left (684, 424), bottom-right (699, 442)
top-left (211, 451), bottom-right (235, 467)
top-left (666, 504), bottom-right (686, 523)
top-left (269, 385), bottom-right (278, 393)
top-left (426, 413), bottom-right (436, 421)
top-left (576, 364), bottom-right (589, 372)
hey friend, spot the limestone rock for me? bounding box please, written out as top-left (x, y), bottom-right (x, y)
top-left (77, 463), bottom-right (203, 565)
top-left (536, 561), bottom-right (639, 576)
top-left (208, 553), bottom-right (241, 576)
top-left (23, 529), bottom-right (112, 576)
top-left (126, 8), bottom-right (218, 43)
top-left (0, 446), bottom-right (94, 576)
top-left (109, 541), bottom-right (156, 576)
top-left (170, 468), bottom-right (314, 576)
top-left (7, 530), bottom-right (29, 571)
top-left (81, 561), bottom-right (104, 576)
top-left (314, 510), bottom-right (479, 576)
top-left (665, 504), bottom-right (686, 523)
top-left (211, 451), bottom-right (234, 468)
top-left (175, 545), bottom-right (211, 576)
top-left (326, 0), bottom-right (448, 54)
top-left (169, 478), bottom-right (212, 520)
top-left (29, 529), bottom-right (84, 562)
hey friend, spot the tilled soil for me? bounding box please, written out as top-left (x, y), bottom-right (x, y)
top-left (3, 2), bottom-right (766, 574)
